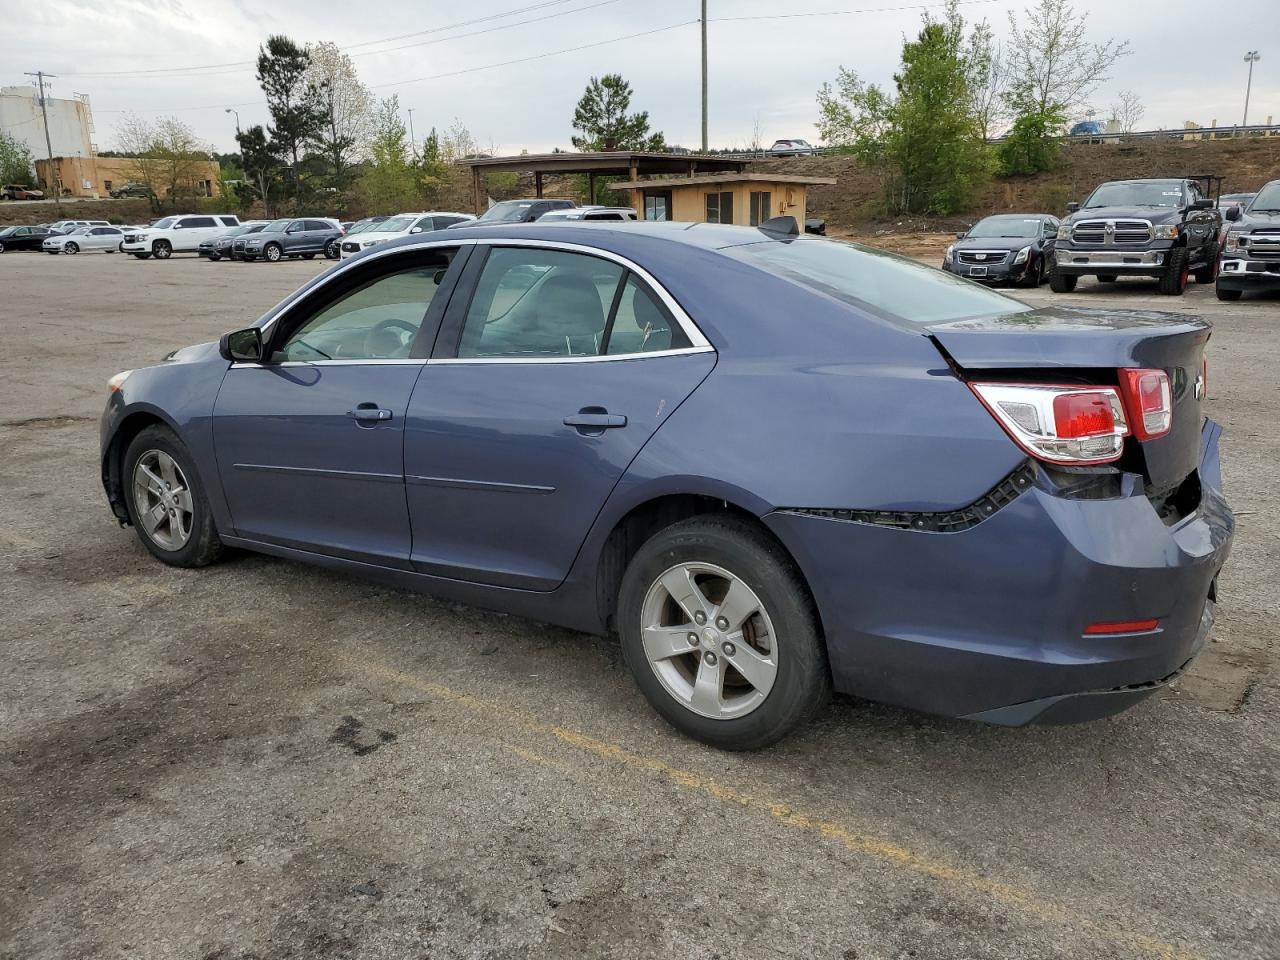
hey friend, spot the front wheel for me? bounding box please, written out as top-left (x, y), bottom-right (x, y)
top-left (263, 243), bottom-right (282, 262)
top-left (64, 242), bottom-right (79, 254)
top-left (1018, 259), bottom-right (1041, 287)
top-left (123, 425), bottom-right (224, 568)
top-left (325, 240), bottom-right (339, 259)
top-left (618, 516), bottom-right (830, 750)
top-left (207, 252), bottom-right (221, 262)
top-left (1216, 285), bottom-right (1243, 301)
top-left (153, 239), bottom-right (172, 260)
top-left (1158, 246), bottom-right (1189, 296)
top-left (133, 252), bottom-right (151, 260)
top-left (1049, 270), bottom-right (1078, 293)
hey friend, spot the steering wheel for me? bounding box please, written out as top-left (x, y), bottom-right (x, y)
top-left (364, 317), bottom-right (419, 358)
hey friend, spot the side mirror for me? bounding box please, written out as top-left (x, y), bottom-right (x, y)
top-left (1225, 205), bottom-right (1242, 222)
top-left (955, 231), bottom-right (967, 239)
top-left (1066, 201), bottom-right (1080, 213)
top-left (219, 327), bottom-right (263, 363)
top-left (1192, 198), bottom-right (1213, 210)
top-left (410, 227), bottom-right (423, 234)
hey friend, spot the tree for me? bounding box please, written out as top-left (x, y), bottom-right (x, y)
top-left (256, 34), bottom-right (324, 208)
top-left (1110, 89), bottom-right (1145, 135)
top-left (417, 126), bottom-right (451, 200)
top-left (236, 125), bottom-right (280, 216)
top-left (996, 103), bottom-right (1067, 175)
top-left (1004, 0), bottom-right (1130, 118)
top-left (0, 131), bottom-right (35, 186)
top-left (964, 20), bottom-right (1009, 140)
top-left (816, 2), bottom-right (990, 215)
top-left (305, 41), bottom-right (375, 188)
top-left (358, 95), bottom-right (417, 213)
top-left (116, 114), bottom-right (212, 212)
top-left (570, 74), bottom-right (665, 152)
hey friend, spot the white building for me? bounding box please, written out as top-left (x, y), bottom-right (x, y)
top-left (0, 85), bottom-right (95, 168)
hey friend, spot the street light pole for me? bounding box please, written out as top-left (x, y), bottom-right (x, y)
top-left (225, 107), bottom-right (241, 135)
top-left (1242, 51), bottom-right (1260, 129)
top-left (407, 108), bottom-right (417, 161)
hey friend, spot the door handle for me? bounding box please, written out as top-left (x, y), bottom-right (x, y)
top-left (348, 404), bottom-right (393, 423)
top-left (564, 407), bottom-right (626, 434)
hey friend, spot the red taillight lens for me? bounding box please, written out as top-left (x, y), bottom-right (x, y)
top-left (1051, 391), bottom-right (1119, 438)
top-left (970, 382), bottom-right (1128, 465)
top-left (1118, 368), bottom-right (1173, 440)
top-left (1084, 619), bottom-right (1160, 635)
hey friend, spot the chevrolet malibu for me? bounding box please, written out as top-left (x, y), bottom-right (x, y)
top-left (100, 220), bottom-right (1233, 749)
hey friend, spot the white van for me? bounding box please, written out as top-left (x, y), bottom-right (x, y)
top-left (121, 214), bottom-right (241, 260)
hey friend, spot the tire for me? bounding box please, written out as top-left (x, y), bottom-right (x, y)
top-left (117, 242), bottom-right (124, 253)
top-left (207, 252), bottom-right (221, 262)
top-left (1049, 270), bottom-right (1078, 293)
top-left (1158, 246), bottom-right (1189, 296)
top-left (133, 253), bottom-right (151, 260)
top-left (1096, 274), bottom-right (1117, 283)
top-left (1216, 285), bottom-right (1243, 301)
top-left (302, 252), bottom-right (316, 260)
top-left (264, 243), bottom-right (282, 262)
top-left (0, 242), bottom-right (6, 253)
top-left (617, 516), bottom-right (830, 750)
top-left (64, 242), bottom-right (79, 254)
top-left (325, 240), bottom-right (339, 259)
top-left (1018, 259), bottom-right (1041, 287)
top-left (46, 250), bottom-right (59, 255)
top-left (153, 239), bottom-right (172, 260)
top-left (122, 425), bottom-right (224, 568)
top-left (1194, 243), bottom-right (1218, 284)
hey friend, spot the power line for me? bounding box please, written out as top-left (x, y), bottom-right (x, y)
top-left (711, 0), bottom-right (1005, 21)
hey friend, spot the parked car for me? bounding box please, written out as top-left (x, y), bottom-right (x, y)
top-left (41, 224), bottom-right (124, 254)
top-left (536, 206), bottom-right (637, 223)
top-left (943, 214), bottom-right (1060, 286)
top-left (769, 139), bottom-right (816, 157)
top-left (803, 218), bottom-right (827, 236)
top-left (48, 219), bottom-right (111, 234)
top-left (238, 217), bottom-right (344, 262)
top-left (1216, 179), bottom-right (1280, 301)
top-left (109, 182), bottom-right (152, 199)
top-left (1218, 193), bottom-right (1255, 213)
top-left (1051, 178), bottom-right (1223, 295)
top-left (2, 184), bottom-right (45, 200)
top-left (1068, 120), bottom-right (1107, 140)
top-left (198, 221), bottom-right (270, 261)
top-left (0, 224), bottom-right (53, 252)
top-left (450, 198), bottom-right (575, 226)
top-left (121, 214), bottom-right (242, 259)
top-left (99, 221), bottom-right (1232, 749)
top-left (339, 212), bottom-right (475, 259)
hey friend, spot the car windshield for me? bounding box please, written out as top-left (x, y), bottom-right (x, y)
top-left (1084, 181), bottom-right (1184, 208)
top-left (222, 225), bottom-right (250, 237)
top-left (152, 217), bottom-right (177, 229)
top-left (69, 226), bottom-right (91, 235)
top-left (346, 219), bottom-right (384, 235)
top-left (260, 219), bottom-right (291, 233)
top-left (0, 227), bottom-right (15, 236)
top-left (477, 202), bottom-right (534, 223)
top-left (966, 217), bottom-right (1042, 238)
top-left (725, 237), bottom-right (1031, 326)
top-left (378, 216), bottom-right (416, 232)
top-left (1247, 184), bottom-right (1280, 212)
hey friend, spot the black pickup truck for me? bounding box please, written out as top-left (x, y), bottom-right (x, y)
top-left (1050, 177), bottom-right (1222, 296)
top-left (1217, 178), bottom-right (1280, 301)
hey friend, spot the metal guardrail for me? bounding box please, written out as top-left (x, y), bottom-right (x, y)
top-left (711, 124), bottom-right (1280, 160)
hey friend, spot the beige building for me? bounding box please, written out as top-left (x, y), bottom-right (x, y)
top-left (608, 173), bottom-right (835, 226)
top-left (35, 156), bottom-right (221, 199)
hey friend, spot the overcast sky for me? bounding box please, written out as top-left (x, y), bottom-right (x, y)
top-left (5, 0), bottom-right (1275, 155)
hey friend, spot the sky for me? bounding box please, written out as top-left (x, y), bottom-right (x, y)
top-left (3, 0), bottom-right (1275, 155)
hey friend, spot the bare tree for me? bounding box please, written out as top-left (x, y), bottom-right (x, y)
top-left (749, 112), bottom-right (764, 153)
top-left (965, 19), bottom-right (1009, 140)
top-left (305, 41), bottom-right (375, 186)
top-left (440, 119), bottom-right (477, 162)
top-left (116, 113), bottom-right (211, 211)
top-left (1110, 89), bottom-right (1145, 135)
top-left (1005, 0), bottom-right (1130, 116)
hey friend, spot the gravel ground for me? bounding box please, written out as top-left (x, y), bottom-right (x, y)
top-left (1, 249), bottom-right (1277, 960)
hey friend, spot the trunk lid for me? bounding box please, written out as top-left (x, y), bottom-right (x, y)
top-left (927, 306), bottom-right (1211, 492)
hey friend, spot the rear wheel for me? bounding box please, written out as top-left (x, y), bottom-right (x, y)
top-left (1215, 285), bottom-right (1243, 301)
top-left (123, 425), bottom-right (224, 568)
top-left (153, 239), bottom-right (172, 260)
top-left (264, 243), bottom-right (282, 263)
top-left (1193, 243), bottom-right (1218, 284)
top-left (618, 516), bottom-right (830, 750)
top-left (1049, 270), bottom-right (1078, 293)
top-left (1158, 246), bottom-right (1189, 296)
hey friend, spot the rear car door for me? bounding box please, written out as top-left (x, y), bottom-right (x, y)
top-left (403, 242), bottom-right (716, 590)
top-left (176, 216), bottom-right (220, 250)
top-left (90, 227), bottom-right (121, 251)
top-left (212, 244), bottom-right (468, 566)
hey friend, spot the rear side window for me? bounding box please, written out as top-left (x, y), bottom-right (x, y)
top-left (218, 216), bottom-right (239, 226)
top-left (183, 217), bottom-right (217, 228)
top-left (726, 238), bottom-right (1030, 326)
top-left (605, 276), bottom-right (689, 355)
top-left (305, 220), bottom-right (331, 231)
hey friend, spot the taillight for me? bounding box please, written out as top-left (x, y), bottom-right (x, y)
top-left (970, 382), bottom-right (1128, 465)
top-left (1118, 368), bottom-right (1173, 440)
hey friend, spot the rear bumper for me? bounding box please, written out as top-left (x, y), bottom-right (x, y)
top-left (764, 420), bottom-right (1233, 724)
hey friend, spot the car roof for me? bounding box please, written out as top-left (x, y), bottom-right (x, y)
top-left (375, 219), bottom-right (799, 254)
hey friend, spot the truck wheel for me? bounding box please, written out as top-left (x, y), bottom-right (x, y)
top-left (1215, 285), bottom-right (1242, 302)
top-left (1049, 271), bottom-right (1078, 293)
top-left (153, 239), bottom-right (172, 260)
top-left (1096, 274), bottom-right (1117, 283)
top-left (1193, 243), bottom-right (1219, 284)
top-left (1158, 247), bottom-right (1189, 296)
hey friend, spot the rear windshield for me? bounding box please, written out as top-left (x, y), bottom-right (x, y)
top-left (725, 237), bottom-right (1030, 326)
top-left (1084, 181), bottom-right (1184, 209)
top-left (967, 216), bottom-right (1042, 238)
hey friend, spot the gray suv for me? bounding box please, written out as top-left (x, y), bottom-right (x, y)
top-left (239, 218), bottom-right (343, 262)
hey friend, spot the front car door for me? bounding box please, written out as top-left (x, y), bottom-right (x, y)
top-left (403, 241), bottom-right (716, 590)
top-left (212, 244), bottom-right (469, 567)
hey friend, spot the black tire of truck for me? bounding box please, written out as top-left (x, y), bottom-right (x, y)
top-left (1158, 246), bottom-right (1189, 296)
top-left (1050, 270), bottom-right (1078, 293)
top-left (1193, 242), bottom-right (1219, 284)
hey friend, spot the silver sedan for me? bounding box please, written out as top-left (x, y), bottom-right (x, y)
top-left (43, 225), bottom-right (125, 255)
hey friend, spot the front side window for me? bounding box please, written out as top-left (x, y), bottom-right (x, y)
top-left (706, 191), bottom-right (734, 224)
top-left (272, 254), bottom-right (456, 362)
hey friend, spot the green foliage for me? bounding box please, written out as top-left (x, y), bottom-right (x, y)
top-left (0, 131), bottom-right (36, 185)
top-left (816, 2), bottom-right (990, 215)
top-left (236, 125), bottom-right (281, 215)
top-left (256, 34), bottom-right (324, 205)
top-left (358, 96), bottom-right (417, 213)
top-left (996, 100), bottom-right (1066, 175)
top-left (571, 74), bottom-right (665, 152)
top-left (305, 41), bottom-right (375, 190)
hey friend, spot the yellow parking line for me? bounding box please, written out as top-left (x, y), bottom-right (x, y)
top-left (339, 654), bottom-right (1200, 960)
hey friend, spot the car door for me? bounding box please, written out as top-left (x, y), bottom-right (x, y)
top-left (280, 219), bottom-right (308, 255)
top-left (403, 242), bottom-right (716, 590)
top-left (88, 227), bottom-right (119, 251)
top-left (212, 244), bottom-right (469, 567)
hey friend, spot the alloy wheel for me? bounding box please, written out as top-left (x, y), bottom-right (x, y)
top-left (265, 244), bottom-right (281, 262)
top-left (640, 561), bottom-right (778, 720)
top-left (154, 240), bottom-right (171, 259)
top-left (132, 450), bottom-right (194, 551)
top-left (65, 242), bottom-right (79, 254)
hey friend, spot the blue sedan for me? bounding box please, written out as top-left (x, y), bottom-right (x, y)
top-left (100, 219), bottom-right (1233, 749)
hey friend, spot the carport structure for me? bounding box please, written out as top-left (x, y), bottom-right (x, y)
top-left (458, 151), bottom-right (749, 214)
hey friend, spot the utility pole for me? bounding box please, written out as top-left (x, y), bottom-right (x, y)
top-left (700, 0), bottom-right (708, 153)
top-left (24, 70), bottom-right (61, 212)
top-left (407, 108), bottom-right (417, 162)
top-left (1242, 51), bottom-right (1260, 129)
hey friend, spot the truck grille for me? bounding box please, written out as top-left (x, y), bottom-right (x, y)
top-left (957, 250), bottom-right (1009, 265)
top-left (1243, 230), bottom-right (1280, 260)
top-left (1071, 219), bottom-right (1152, 245)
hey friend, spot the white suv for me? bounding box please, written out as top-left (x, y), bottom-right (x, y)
top-left (121, 214), bottom-right (241, 260)
top-left (339, 211), bottom-right (475, 259)
top-left (49, 219), bottom-right (112, 234)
